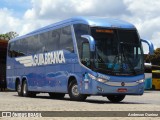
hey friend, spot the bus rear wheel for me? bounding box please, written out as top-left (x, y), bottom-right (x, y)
top-left (22, 80), bottom-right (36, 97)
top-left (68, 80), bottom-right (87, 101)
top-left (16, 82), bottom-right (22, 96)
top-left (49, 93), bottom-right (65, 99)
top-left (106, 95), bottom-right (125, 103)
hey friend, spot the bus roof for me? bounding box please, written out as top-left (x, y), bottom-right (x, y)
top-left (10, 16), bottom-right (136, 42)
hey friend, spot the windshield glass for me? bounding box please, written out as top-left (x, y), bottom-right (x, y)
top-left (91, 28), bottom-right (144, 76)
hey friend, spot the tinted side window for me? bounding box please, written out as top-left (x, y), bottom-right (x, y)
top-left (73, 24), bottom-right (90, 57)
top-left (39, 32), bottom-right (48, 52)
top-left (46, 29), bottom-right (60, 51)
top-left (27, 35), bottom-right (43, 54)
top-left (18, 39), bottom-right (28, 56)
top-left (8, 39), bottom-right (28, 58)
top-left (11, 41), bottom-right (19, 57)
top-left (8, 42), bottom-right (13, 57)
top-left (82, 42), bottom-right (91, 68)
top-left (60, 26), bottom-right (74, 52)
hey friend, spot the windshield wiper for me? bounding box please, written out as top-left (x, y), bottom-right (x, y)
top-left (95, 67), bottom-right (114, 75)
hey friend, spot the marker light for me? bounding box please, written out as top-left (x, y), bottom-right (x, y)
top-left (136, 79), bottom-right (145, 83)
top-left (88, 73), bottom-right (96, 80)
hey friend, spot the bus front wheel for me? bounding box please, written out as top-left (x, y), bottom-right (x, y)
top-left (106, 95), bottom-right (125, 103)
top-left (68, 80), bottom-right (87, 101)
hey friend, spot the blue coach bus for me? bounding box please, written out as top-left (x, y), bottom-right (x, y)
top-left (6, 17), bottom-right (154, 102)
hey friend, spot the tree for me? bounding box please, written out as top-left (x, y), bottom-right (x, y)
top-left (145, 48), bottom-right (160, 66)
top-left (0, 31), bottom-right (19, 40)
top-left (5, 31), bottom-right (19, 40)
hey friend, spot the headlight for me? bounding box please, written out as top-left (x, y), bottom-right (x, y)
top-left (136, 79), bottom-right (145, 83)
top-left (88, 73), bottom-right (108, 83)
top-left (97, 78), bottom-right (108, 83)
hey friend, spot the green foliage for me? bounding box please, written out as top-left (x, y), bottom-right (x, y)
top-left (145, 48), bottom-right (160, 66)
top-left (0, 31), bottom-right (19, 40)
top-left (0, 34), bottom-right (9, 38)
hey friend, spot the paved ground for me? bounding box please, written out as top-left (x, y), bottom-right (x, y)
top-left (0, 91), bottom-right (160, 120)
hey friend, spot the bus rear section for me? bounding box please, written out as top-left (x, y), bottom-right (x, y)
top-left (0, 40), bottom-right (8, 91)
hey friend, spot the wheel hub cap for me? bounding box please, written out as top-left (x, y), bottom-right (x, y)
top-left (72, 85), bottom-right (79, 96)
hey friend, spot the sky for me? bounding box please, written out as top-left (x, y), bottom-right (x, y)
top-left (0, 0), bottom-right (160, 53)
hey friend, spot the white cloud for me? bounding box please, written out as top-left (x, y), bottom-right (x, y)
top-left (0, 8), bottom-right (21, 34)
top-left (24, 0), bottom-right (129, 20)
top-left (124, 0), bottom-right (160, 19)
top-left (122, 0), bottom-right (160, 52)
top-left (22, 0), bottom-right (129, 35)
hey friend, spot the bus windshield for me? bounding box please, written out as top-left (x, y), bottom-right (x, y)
top-left (91, 28), bottom-right (144, 76)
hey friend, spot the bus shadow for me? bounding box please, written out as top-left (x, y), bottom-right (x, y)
top-left (13, 94), bottom-right (148, 105)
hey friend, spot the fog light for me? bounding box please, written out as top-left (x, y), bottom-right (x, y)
top-left (97, 86), bottom-right (104, 92)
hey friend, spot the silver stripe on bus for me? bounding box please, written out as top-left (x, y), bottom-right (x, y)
top-left (15, 56), bottom-right (33, 67)
top-left (104, 82), bottom-right (139, 87)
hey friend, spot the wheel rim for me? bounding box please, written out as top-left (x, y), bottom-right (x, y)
top-left (23, 83), bottom-right (27, 95)
top-left (71, 84), bottom-right (79, 96)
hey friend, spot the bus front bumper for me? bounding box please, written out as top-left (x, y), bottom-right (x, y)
top-left (94, 80), bottom-right (144, 95)
top-left (81, 80), bottom-right (145, 95)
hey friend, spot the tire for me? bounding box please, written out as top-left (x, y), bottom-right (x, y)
top-left (16, 82), bottom-right (22, 96)
top-left (22, 80), bottom-right (36, 97)
top-left (49, 93), bottom-right (65, 99)
top-left (107, 95), bottom-right (125, 103)
top-left (68, 80), bottom-right (87, 101)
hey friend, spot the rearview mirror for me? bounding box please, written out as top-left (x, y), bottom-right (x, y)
top-left (141, 39), bottom-right (154, 55)
top-left (81, 35), bottom-right (95, 52)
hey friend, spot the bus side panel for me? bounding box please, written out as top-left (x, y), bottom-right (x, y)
top-left (78, 67), bottom-right (94, 94)
top-left (45, 65), bottom-right (58, 92)
top-left (6, 57), bottom-right (16, 90)
top-left (56, 52), bottom-right (75, 93)
top-left (55, 64), bottom-right (74, 93)
top-left (12, 57), bottom-right (43, 92)
top-left (24, 68), bottom-right (35, 91)
top-left (24, 67), bottom-right (38, 91)
top-left (33, 66), bottom-right (46, 91)
top-left (45, 52), bottom-right (77, 93)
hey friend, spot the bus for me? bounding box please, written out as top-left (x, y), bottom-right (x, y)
top-left (144, 63), bottom-right (152, 90)
top-left (0, 39), bottom-right (7, 91)
top-left (152, 65), bottom-right (160, 90)
top-left (6, 17), bottom-right (154, 102)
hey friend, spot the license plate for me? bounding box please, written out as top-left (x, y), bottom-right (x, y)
top-left (117, 88), bottom-right (127, 92)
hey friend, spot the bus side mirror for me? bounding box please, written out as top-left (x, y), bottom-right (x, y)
top-left (81, 35), bottom-right (95, 52)
top-left (141, 39), bottom-right (154, 55)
